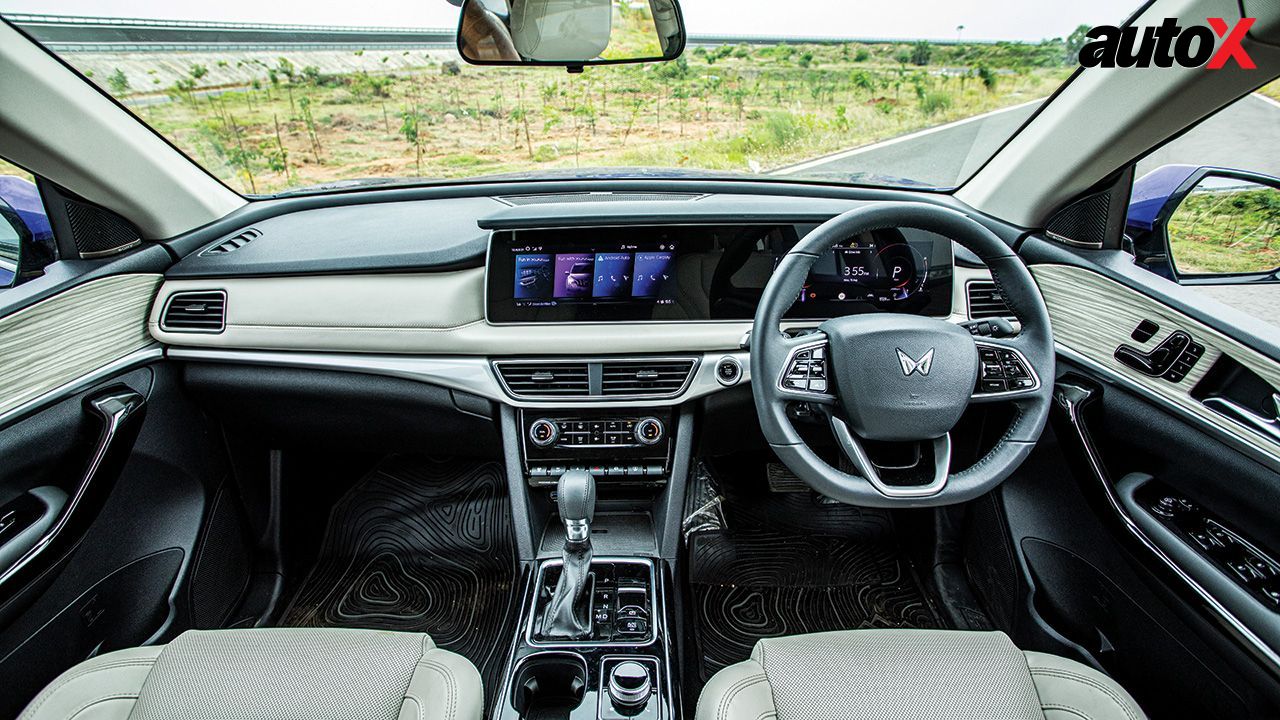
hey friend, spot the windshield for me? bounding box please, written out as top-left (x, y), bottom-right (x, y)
top-left (2, 1), bottom-right (1136, 196)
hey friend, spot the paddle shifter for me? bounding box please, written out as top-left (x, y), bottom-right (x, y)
top-left (539, 468), bottom-right (596, 639)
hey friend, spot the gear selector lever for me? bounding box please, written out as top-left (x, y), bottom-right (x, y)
top-left (539, 469), bottom-right (596, 639)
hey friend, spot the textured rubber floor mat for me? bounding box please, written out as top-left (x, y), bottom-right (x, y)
top-left (687, 461), bottom-right (941, 683)
top-left (280, 457), bottom-right (517, 711)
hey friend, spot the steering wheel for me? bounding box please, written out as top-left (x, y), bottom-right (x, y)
top-left (750, 202), bottom-right (1054, 507)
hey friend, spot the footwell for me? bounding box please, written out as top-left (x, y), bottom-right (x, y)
top-left (280, 457), bottom-right (518, 713)
top-left (686, 462), bottom-right (942, 684)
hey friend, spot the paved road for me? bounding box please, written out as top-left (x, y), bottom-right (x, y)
top-left (775, 94), bottom-right (1280, 188)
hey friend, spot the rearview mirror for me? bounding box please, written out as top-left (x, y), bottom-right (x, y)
top-left (1127, 165), bottom-right (1280, 283)
top-left (457, 0), bottom-right (686, 71)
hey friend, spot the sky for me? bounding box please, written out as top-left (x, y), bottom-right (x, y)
top-left (0, 0), bottom-right (1138, 42)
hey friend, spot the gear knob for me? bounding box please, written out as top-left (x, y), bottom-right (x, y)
top-left (557, 469), bottom-right (596, 542)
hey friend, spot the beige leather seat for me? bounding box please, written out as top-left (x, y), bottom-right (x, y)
top-left (696, 629), bottom-right (1147, 720)
top-left (18, 628), bottom-right (483, 720)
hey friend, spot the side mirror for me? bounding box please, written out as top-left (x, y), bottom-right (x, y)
top-left (1127, 165), bottom-right (1280, 283)
top-left (457, 0), bottom-right (686, 71)
top-left (0, 175), bottom-right (55, 288)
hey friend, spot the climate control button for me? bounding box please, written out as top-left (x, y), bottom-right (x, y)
top-left (528, 418), bottom-right (559, 447)
top-left (634, 417), bottom-right (664, 445)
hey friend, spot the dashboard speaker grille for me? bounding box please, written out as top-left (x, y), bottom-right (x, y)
top-left (495, 362), bottom-right (590, 398)
top-left (161, 290), bottom-right (227, 333)
top-left (966, 281), bottom-right (1013, 320)
top-left (601, 359), bottom-right (697, 396)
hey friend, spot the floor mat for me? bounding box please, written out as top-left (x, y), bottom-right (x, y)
top-left (687, 462), bottom-right (942, 684)
top-left (280, 457), bottom-right (518, 712)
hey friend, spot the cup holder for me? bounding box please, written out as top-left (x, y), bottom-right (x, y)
top-left (510, 652), bottom-right (588, 719)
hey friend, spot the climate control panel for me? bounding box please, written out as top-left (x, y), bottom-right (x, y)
top-left (520, 410), bottom-right (674, 487)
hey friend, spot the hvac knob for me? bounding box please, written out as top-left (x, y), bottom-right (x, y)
top-left (634, 417), bottom-right (664, 445)
top-left (529, 418), bottom-right (559, 447)
top-left (608, 661), bottom-right (653, 710)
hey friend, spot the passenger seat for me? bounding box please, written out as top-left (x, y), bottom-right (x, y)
top-left (18, 628), bottom-right (483, 720)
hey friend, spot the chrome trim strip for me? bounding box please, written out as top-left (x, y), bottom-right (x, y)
top-left (0, 346), bottom-right (162, 430)
top-left (167, 347), bottom-right (749, 409)
top-left (1054, 380), bottom-right (1280, 672)
top-left (524, 557), bottom-right (659, 649)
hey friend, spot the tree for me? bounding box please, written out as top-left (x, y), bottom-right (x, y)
top-left (107, 68), bottom-right (130, 95)
top-left (400, 107), bottom-right (424, 173)
top-left (1065, 24), bottom-right (1092, 62)
top-left (910, 41), bottom-right (932, 66)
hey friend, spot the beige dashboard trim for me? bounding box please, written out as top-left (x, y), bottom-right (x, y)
top-left (1, 274), bottom-right (162, 419)
top-left (1032, 264), bottom-right (1280, 466)
top-left (151, 270), bottom-right (766, 354)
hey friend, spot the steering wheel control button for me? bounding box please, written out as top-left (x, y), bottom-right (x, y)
top-left (780, 341), bottom-right (832, 396)
top-left (974, 344), bottom-right (1038, 396)
top-left (715, 356), bottom-right (743, 386)
top-left (529, 418), bottom-right (559, 447)
top-left (634, 417), bottom-right (664, 445)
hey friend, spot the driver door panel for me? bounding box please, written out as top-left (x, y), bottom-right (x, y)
top-left (1004, 246), bottom-right (1280, 716)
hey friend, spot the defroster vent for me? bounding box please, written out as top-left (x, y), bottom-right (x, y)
top-left (161, 291), bottom-right (227, 333)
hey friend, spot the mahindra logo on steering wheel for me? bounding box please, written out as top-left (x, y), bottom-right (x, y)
top-left (897, 348), bottom-right (935, 377)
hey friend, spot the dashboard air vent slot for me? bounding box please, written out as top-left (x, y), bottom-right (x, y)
top-left (498, 192), bottom-right (703, 206)
top-left (496, 362), bottom-right (590, 398)
top-left (161, 290), bottom-right (227, 333)
top-left (201, 228), bottom-right (261, 255)
top-left (600, 359), bottom-right (697, 397)
top-left (966, 281), bottom-right (1013, 320)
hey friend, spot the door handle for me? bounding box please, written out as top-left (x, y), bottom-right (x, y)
top-left (0, 386), bottom-right (147, 603)
top-left (1203, 394), bottom-right (1280, 444)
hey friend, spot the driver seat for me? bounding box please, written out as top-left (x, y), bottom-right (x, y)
top-left (695, 629), bottom-right (1146, 720)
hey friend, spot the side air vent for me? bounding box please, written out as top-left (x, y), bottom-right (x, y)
top-left (966, 281), bottom-right (1014, 320)
top-left (495, 362), bottom-right (591, 398)
top-left (161, 290), bottom-right (227, 333)
top-left (497, 192), bottom-right (704, 206)
top-left (601, 359), bottom-right (697, 397)
top-left (201, 228), bottom-right (261, 255)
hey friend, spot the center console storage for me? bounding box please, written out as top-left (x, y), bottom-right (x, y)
top-left (497, 557), bottom-right (677, 720)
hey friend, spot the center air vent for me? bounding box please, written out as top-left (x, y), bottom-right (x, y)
top-left (494, 358), bottom-right (698, 400)
top-left (966, 281), bottom-right (1013, 320)
top-left (160, 290), bottom-right (227, 333)
top-left (601, 359), bottom-right (697, 397)
top-left (201, 228), bottom-right (261, 255)
top-left (495, 362), bottom-right (590, 398)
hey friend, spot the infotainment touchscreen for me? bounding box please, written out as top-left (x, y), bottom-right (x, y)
top-left (486, 224), bottom-right (952, 324)
top-left (511, 244), bottom-right (678, 307)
